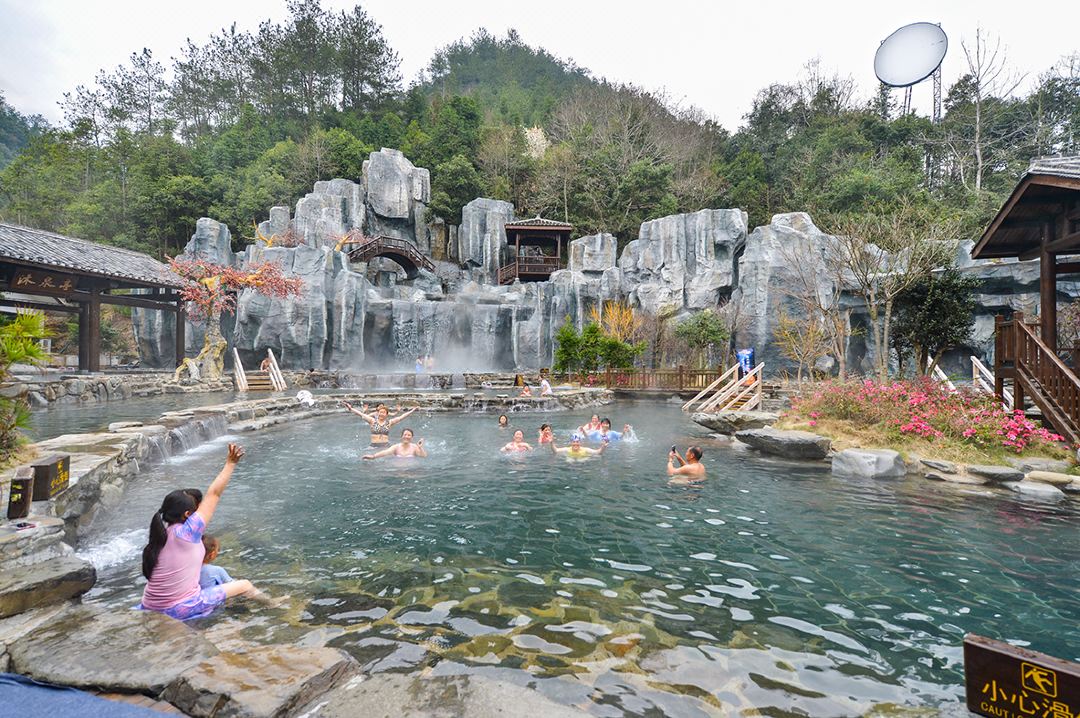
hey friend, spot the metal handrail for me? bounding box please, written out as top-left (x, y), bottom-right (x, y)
top-left (232, 348), bottom-right (248, 392)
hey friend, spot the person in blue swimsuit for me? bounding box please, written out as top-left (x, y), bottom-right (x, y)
top-left (586, 418), bottom-right (635, 442)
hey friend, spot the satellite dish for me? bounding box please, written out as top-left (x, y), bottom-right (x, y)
top-left (874, 22), bottom-right (948, 87)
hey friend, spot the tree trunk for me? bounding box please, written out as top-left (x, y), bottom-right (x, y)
top-left (194, 309), bottom-right (227, 381)
top-left (879, 298), bottom-right (894, 382)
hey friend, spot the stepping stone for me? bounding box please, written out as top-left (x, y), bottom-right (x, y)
top-left (1003, 481), bottom-right (1066, 499)
top-left (966, 465), bottom-right (1024, 482)
top-left (1024, 470), bottom-right (1075, 486)
top-left (832, 449), bottom-right (905, 479)
top-left (924, 471), bottom-right (987, 485)
top-left (0, 555), bottom-right (95, 619)
top-left (733, 428), bottom-right (831, 460)
top-left (9, 605), bottom-right (218, 694)
top-left (919, 458), bottom-right (957, 473)
top-left (162, 645), bottom-right (355, 718)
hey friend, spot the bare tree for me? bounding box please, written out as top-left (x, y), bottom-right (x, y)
top-left (832, 203), bottom-right (957, 381)
top-left (775, 234), bottom-right (852, 379)
top-left (961, 28), bottom-right (1026, 192)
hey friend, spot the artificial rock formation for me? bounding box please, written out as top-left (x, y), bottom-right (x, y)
top-left (457, 198), bottom-right (514, 280)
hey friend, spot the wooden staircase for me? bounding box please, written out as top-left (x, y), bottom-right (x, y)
top-left (995, 312), bottom-right (1080, 444)
top-left (682, 363), bottom-right (764, 413)
top-left (244, 371), bottom-right (274, 391)
top-left (232, 348), bottom-right (288, 393)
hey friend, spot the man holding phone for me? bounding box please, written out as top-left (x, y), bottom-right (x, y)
top-left (668, 446), bottom-right (706, 482)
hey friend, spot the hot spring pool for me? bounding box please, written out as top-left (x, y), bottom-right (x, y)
top-left (77, 401), bottom-right (1079, 716)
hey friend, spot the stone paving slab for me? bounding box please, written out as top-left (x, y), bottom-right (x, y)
top-left (0, 555), bottom-right (95, 618)
top-left (161, 645), bottom-right (356, 718)
top-left (9, 605), bottom-right (219, 694)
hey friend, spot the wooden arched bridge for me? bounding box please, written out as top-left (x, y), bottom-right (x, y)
top-left (335, 233), bottom-right (435, 279)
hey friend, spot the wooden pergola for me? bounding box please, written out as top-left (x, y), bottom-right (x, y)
top-left (971, 157), bottom-right (1080, 442)
top-left (498, 217), bottom-right (573, 285)
top-left (0, 222), bottom-right (186, 372)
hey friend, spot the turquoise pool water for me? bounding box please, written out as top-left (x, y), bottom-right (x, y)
top-left (77, 401), bottom-right (1080, 716)
top-left (27, 392), bottom-right (236, 439)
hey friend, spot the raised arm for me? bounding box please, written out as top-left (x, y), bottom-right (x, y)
top-left (388, 406), bottom-right (417, 426)
top-left (363, 444), bottom-right (397, 460)
top-left (414, 438), bottom-right (428, 458)
top-left (342, 402), bottom-right (375, 424)
top-left (196, 444), bottom-right (245, 525)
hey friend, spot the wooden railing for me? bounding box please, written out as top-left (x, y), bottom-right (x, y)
top-left (972, 355), bottom-right (1012, 409)
top-left (345, 235), bottom-right (435, 276)
top-left (553, 366), bottom-right (727, 392)
top-left (928, 362), bottom-right (955, 391)
top-left (232, 348), bottom-right (248, 392)
top-left (682, 364), bottom-right (739, 412)
top-left (695, 363), bottom-right (764, 413)
top-left (996, 311), bottom-right (1080, 443)
top-left (266, 349), bottom-right (288, 391)
top-left (497, 257), bottom-right (561, 285)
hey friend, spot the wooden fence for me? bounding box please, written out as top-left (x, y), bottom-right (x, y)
top-left (551, 367), bottom-right (725, 391)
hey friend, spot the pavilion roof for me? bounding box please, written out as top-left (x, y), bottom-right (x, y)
top-left (971, 156), bottom-right (1080, 260)
top-left (0, 222), bottom-right (184, 289)
top-left (504, 216), bottom-right (573, 231)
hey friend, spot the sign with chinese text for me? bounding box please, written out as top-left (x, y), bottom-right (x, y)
top-left (966, 634), bottom-right (1079, 718)
top-left (30, 454), bottom-right (69, 501)
top-left (10, 269), bottom-right (79, 295)
top-left (6, 466), bottom-right (33, 519)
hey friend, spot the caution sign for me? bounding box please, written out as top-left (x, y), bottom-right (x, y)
top-left (965, 634), bottom-right (1080, 718)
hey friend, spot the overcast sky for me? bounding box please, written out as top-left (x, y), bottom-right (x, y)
top-left (1, 0), bottom-right (1077, 132)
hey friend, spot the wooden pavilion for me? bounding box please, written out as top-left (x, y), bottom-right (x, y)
top-left (0, 222), bottom-right (186, 372)
top-left (498, 217), bottom-right (573, 285)
top-left (971, 157), bottom-right (1080, 442)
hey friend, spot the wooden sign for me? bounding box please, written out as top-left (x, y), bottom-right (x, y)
top-left (7, 466), bottom-right (33, 519)
top-left (30, 454), bottom-right (70, 501)
top-left (10, 269), bottom-right (79, 296)
top-left (965, 634), bottom-right (1080, 718)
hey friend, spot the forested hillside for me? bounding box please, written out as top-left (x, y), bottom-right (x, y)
top-left (0, 93), bottom-right (44, 169)
top-left (0, 0), bottom-right (1077, 258)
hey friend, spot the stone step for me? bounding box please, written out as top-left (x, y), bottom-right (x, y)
top-left (0, 555), bottom-right (95, 619)
top-left (162, 645), bottom-right (357, 718)
top-left (0, 516), bottom-right (68, 567)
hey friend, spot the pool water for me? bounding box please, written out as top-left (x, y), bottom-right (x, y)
top-left (77, 401), bottom-right (1080, 717)
top-left (27, 392), bottom-right (236, 440)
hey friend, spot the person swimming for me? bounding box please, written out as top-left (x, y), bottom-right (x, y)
top-left (578, 414), bottom-right (602, 435)
top-left (550, 435), bottom-right (607, 460)
top-left (362, 428), bottom-right (427, 460)
top-left (498, 414), bottom-right (510, 429)
top-left (501, 429), bottom-right (533, 453)
top-left (668, 445), bottom-right (706, 483)
top-left (342, 402), bottom-right (417, 445)
top-left (585, 418), bottom-right (635, 442)
top-left (537, 423), bottom-right (554, 445)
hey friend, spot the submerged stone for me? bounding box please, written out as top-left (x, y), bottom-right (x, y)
top-left (295, 673), bottom-right (589, 717)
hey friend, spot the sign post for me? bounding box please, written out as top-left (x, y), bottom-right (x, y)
top-left (965, 634), bottom-right (1079, 718)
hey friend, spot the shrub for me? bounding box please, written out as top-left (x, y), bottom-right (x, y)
top-left (786, 378), bottom-right (1065, 455)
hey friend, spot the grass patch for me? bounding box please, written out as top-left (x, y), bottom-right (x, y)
top-left (775, 415), bottom-right (1070, 466)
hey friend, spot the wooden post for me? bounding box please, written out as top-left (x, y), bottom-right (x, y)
top-left (77, 300), bottom-right (90, 371)
top-left (1041, 221), bottom-right (1058, 350)
top-left (87, 289), bottom-right (101, 372)
top-left (605, 366), bottom-right (612, 388)
top-left (678, 365), bottom-right (685, 391)
top-left (174, 302), bottom-right (186, 369)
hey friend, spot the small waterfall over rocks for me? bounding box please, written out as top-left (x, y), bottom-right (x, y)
top-left (164, 414), bottom-right (229, 456)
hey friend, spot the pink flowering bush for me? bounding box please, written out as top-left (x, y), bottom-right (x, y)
top-left (786, 378), bottom-right (1065, 454)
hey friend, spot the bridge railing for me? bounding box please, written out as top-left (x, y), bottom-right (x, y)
top-left (551, 366), bottom-right (726, 391)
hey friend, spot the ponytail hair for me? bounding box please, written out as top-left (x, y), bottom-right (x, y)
top-left (142, 490), bottom-right (197, 580)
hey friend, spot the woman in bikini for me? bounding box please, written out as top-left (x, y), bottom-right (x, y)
top-left (341, 402), bottom-right (417, 446)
